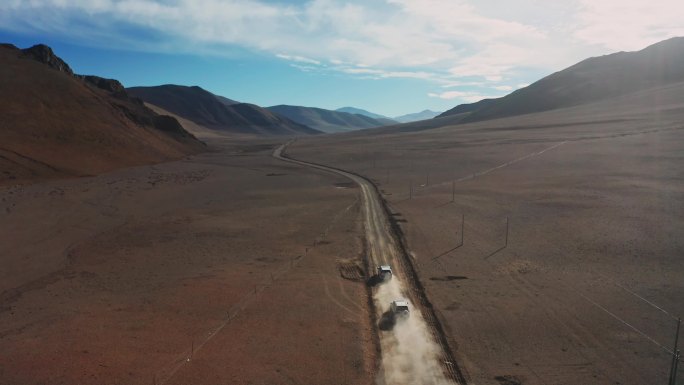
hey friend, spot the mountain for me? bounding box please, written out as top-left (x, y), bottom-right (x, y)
top-left (436, 99), bottom-right (498, 118)
top-left (267, 105), bottom-right (392, 133)
top-left (0, 43), bottom-right (205, 185)
top-left (440, 37), bottom-right (684, 123)
top-left (214, 94), bottom-right (239, 106)
top-left (337, 107), bottom-right (398, 126)
top-left (336, 107), bottom-right (386, 120)
top-left (394, 109), bottom-right (443, 122)
top-left (126, 85), bottom-right (319, 136)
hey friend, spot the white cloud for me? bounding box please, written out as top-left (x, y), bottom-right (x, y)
top-left (428, 90), bottom-right (500, 102)
top-left (1, 0), bottom-right (682, 86)
top-left (379, 71), bottom-right (435, 80)
top-left (276, 54), bottom-right (321, 65)
top-left (440, 81), bottom-right (487, 88)
top-left (0, 0), bottom-right (553, 82)
top-left (289, 63), bottom-right (319, 72)
top-left (340, 68), bottom-right (383, 75)
top-left (574, 0), bottom-right (684, 51)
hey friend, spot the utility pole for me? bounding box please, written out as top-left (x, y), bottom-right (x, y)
top-left (670, 350), bottom-right (680, 385)
top-left (409, 181), bottom-right (413, 200)
top-left (669, 317), bottom-right (681, 385)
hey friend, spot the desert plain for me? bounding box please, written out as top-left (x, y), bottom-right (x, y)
top-left (0, 135), bottom-right (376, 385)
top-left (288, 81), bottom-right (684, 385)
top-left (1, 81), bottom-right (684, 385)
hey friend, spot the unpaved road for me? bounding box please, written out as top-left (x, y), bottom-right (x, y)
top-left (275, 142), bottom-right (467, 384)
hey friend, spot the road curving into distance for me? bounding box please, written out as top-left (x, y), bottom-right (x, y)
top-left (274, 141), bottom-right (467, 385)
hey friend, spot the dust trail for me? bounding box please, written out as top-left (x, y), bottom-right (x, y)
top-left (374, 278), bottom-right (451, 385)
top-left (274, 142), bottom-right (460, 384)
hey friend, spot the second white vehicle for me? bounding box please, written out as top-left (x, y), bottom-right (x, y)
top-left (390, 299), bottom-right (410, 320)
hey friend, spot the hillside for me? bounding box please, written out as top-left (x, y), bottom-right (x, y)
top-left (437, 99), bottom-right (498, 118)
top-left (0, 43), bottom-right (205, 185)
top-left (127, 85), bottom-right (318, 136)
top-left (267, 105), bottom-right (391, 133)
top-left (394, 109), bottom-right (442, 122)
top-left (440, 36), bottom-right (684, 122)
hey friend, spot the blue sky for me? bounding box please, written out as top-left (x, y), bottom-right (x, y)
top-left (2, 0), bottom-right (683, 117)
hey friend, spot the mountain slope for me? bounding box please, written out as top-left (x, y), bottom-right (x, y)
top-left (437, 99), bottom-right (498, 118)
top-left (214, 94), bottom-right (239, 106)
top-left (336, 107), bottom-right (397, 125)
top-left (336, 107), bottom-right (387, 120)
top-left (0, 43), bottom-right (205, 185)
top-left (442, 37), bottom-right (684, 123)
top-left (127, 85), bottom-right (318, 136)
top-left (394, 109), bottom-right (443, 122)
top-left (268, 105), bottom-right (391, 133)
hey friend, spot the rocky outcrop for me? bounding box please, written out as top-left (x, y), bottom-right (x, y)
top-left (20, 44), bottom-right (74, 75)
top-left (79, 75), bottom-right (126, 95)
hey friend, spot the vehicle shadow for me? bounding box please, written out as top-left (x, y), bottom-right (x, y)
top-left (366, 275), bottom-right (383, 287)
top-left (378, 310), bottom-right (396, 331)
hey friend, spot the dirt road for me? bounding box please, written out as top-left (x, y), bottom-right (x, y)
top-left (275, 142), bottom-right (467, 384)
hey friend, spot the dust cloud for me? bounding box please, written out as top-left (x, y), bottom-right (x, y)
top-left (374, 278), bottom-right (451, 385)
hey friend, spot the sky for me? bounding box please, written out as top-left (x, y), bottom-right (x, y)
top-left (1, 0), bottom-right (683, 117)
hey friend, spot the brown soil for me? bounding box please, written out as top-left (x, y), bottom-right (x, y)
top-left (0, 137), bottom-right (376, 385)
top-left (288, 83), bottom-right (684, 385)
top-left (0, 45), bottom-right (204, 186)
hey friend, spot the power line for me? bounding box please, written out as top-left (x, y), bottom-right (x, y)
top-left (615, 282), bottom-right (679, 321)
top-left (579, 292), bottom-right (674, 356)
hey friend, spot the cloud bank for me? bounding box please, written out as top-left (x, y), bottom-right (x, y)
top-left (2, 0), bottom-right (682, 103)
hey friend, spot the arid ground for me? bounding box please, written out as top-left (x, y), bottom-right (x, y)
top-left (0, 136), bottom-right (376, 385)
top-left (2, 80), bottom-right (683, 385)
top-left (288, 82), bottom-right (684, 385)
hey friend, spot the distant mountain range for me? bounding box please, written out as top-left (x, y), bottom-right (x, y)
top-left (127, 85), bottom-right (319, 136)
top-left (336, 107), bottom-right (390, 121)
top-left (336, 106), bottom-right (442, 123)
top-left (267, 105), bottom-right (392, 133)
top-left (0, 43), bottom-right (204, 185)
top-left (394, 109), bottom-right (442, 122)
top-left (439, 37), bottom-right (684, 123)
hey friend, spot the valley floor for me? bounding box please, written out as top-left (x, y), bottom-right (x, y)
top-left (0, 137), bottom-right (375, 385)
top-left (289, 85), bottom-right (684, 385)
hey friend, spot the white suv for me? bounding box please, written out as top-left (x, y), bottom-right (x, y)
top-left (377, 265), bottom-right (393, 281)
top-left (390, 299), bottom-right (410, 319)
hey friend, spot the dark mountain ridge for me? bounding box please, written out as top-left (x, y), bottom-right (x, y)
top-left (439, 37), bottom-right (684, 123)
top-left (0, 43), bottom-right (205, 185)
top-left (127, 85), bottom-right (319, 136)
